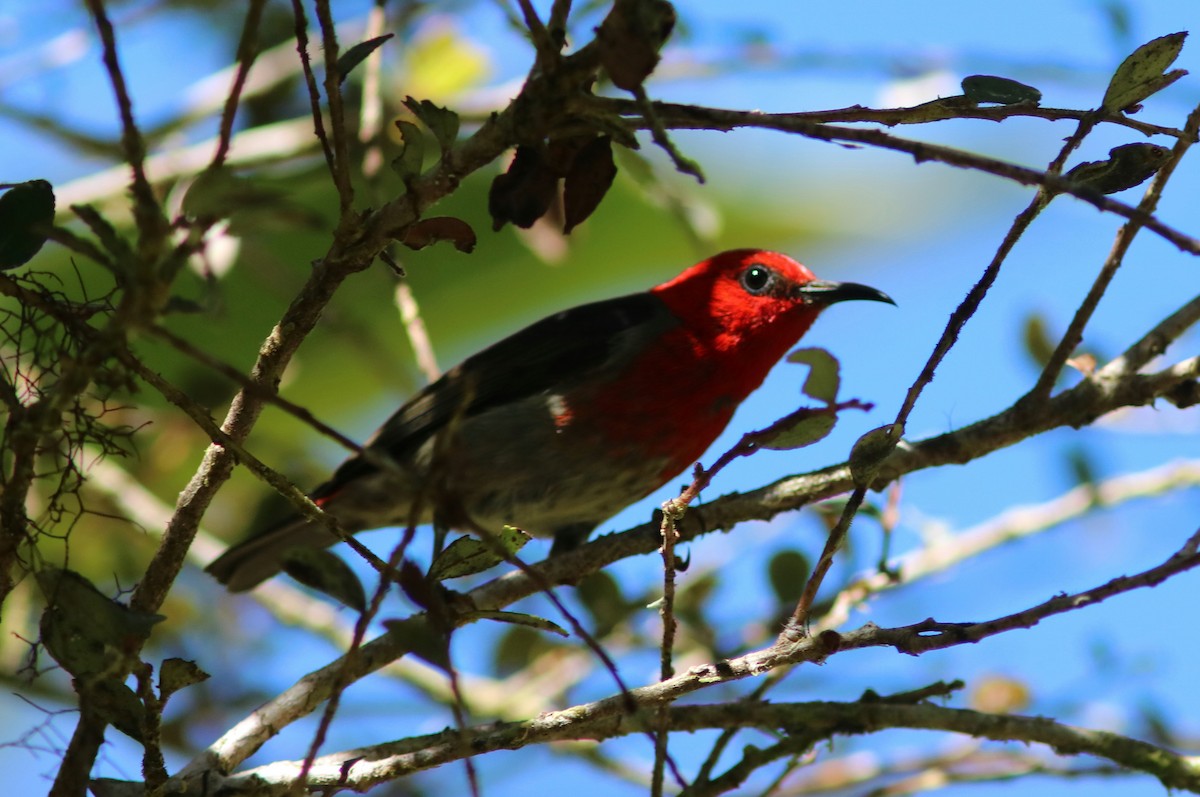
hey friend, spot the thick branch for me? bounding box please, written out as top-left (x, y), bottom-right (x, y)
top-left (615, 97), bottom-right (1190, 138)
top-left (116, 699), bottom-right (1200, 795)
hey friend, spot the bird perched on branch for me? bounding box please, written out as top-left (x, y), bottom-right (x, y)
top-left (207, 249), bottom-right (892, 591)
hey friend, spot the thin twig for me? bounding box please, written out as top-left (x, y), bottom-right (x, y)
top-left (475, 523), bottom-right (690, 790)
top-left (652, 489), bottom-right (683, 797)
top-left (314, 0), bottom-right (354, 213)
top-left (609, 97), bottom-right (1190, 139)
top-left (47, 5), bottom-right (172, 789)
top-left (324, 15), bottom-right (474, 790)
top-left (209, 0), bottom-right (267, 169)
top-left (81, 0), bottom-right (167, 257)
top-left (632, 85), bottom-right (705, 182)
top-left (289, 0), bottom-right (337, 188)
top-left (784, 485), bottom-right (867, 636)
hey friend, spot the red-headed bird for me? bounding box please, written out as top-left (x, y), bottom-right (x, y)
top-left (206, 250), bottom-right (893, 591)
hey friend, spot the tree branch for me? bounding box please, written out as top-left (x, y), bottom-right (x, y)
top-left (119, 693), bottom-right (1200, 795)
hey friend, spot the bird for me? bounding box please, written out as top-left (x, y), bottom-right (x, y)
top-left (206, 249), bottom-right (893, 591)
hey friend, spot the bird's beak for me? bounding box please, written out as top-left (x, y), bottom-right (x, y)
top-left (794, 280), bottom-right (895, 307)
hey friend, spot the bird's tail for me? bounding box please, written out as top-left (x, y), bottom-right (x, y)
top-left (205, 516), bottom-right (342, 592)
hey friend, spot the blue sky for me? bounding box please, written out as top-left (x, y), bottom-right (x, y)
top-left (2, 1), bottom-right (1199, 795)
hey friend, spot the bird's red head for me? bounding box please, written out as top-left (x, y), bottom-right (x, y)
top-left (650, 249), bottom-right (891, 365)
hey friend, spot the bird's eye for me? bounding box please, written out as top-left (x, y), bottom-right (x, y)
top-left (740, 264), bottom-right (774, 295)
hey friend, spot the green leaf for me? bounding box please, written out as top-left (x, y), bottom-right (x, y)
top-left (1065, 143), bottom-right (1172, 194)
top-left (576, 571), bottom-right (630, 637)
top-left (787, 347), bottom-right (841, 404)
top-left (817, 497), bottom-right (884, 524)
top-left (767, 549), bottom-right (811, 603)
top-left (961, 75), bottom-right (1042, 106)
top-left (1066, 445), bottom-right (1100, 491)
top-left (758, 408), bottom-right (836, 451)
top-left (1022, 311), bottom-right (1055, 368)
top-left (674, 571), bottom-right (717, 622)
top-left (471, 609), bottom-right (569, 637)
top-left (1101, 32), bottom-right (1188, 113)
top-left (335, 33), bottom-right (393, 85)
top-left (382, 617), bottom-right (451, 671)
top-left (402, 97), bottom-right (460, 154)
top-left (280, 547), bottom-right (367, 611)
top-left (85, 679), bottom-right (145, 743)
top-left (158, 658), bottom-right (210, 703)
top-left (0, 179), bottom-right (55, 269)
top-left (163, 295), bottom-right (210, 315)
top-left (428, 526), bottom-right (532, 581)
top-left (494, 625), bottom-right (560, 676)
top-left (391, 120), bottom-right (425, 183)
top-left (849, 423), bottom-right (903, 487)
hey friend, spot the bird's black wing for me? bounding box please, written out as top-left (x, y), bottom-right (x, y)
top-left (316, 291), bottom-right (672, 494)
